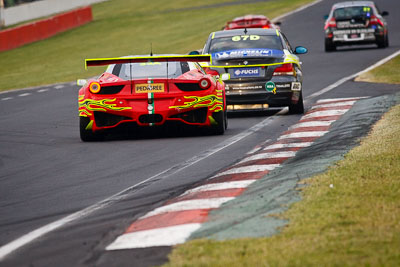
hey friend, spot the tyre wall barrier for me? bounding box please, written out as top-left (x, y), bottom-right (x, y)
top-left (0, 6), bottom-right (92, 52)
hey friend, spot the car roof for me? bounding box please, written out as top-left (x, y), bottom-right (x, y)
top-left (332, 1), bottom-right (375, 8)
top-left (211, 28), bottom-right (279, 38)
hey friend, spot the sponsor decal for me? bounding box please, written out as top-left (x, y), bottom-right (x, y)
top-left (170, 95), bottom-right (223, 111)
top-left (265, 81), bottom-right (276, 94)
top-left (212, 48), bottom-right (284, 60)
top-left (276, 83), bottom-right (291, 89)
top-left (231, 85), bottom-right (263, 90)
top-left (78, 96), bottom-right (132, 117)
top-left (291, 82), bottom-right (301, 91)
top-left (232, 67), bottom-right (261, 78)
top-left (139, 62), bottom-right (161, 66)
top-left (135, 83), bottom-right (164, 93)
top-left (333, 28), bottom-right (375, 35)
top-left (231, 35), bottom-right (260, 41)
top-left (337, 21), bottom-right (367, 29)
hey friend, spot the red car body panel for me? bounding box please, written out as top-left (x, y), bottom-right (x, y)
top-left (224, 14), bottom-right (279, 30)
top-left (78, 61), bottom-right (226, 133)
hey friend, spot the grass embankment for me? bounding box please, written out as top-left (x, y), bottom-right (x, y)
top-left (165, 58), bottom-right (400, 266)
top-left (356, 54), bottom-right (400, 84)
top-left (0, 0), bottom-right (314, 91)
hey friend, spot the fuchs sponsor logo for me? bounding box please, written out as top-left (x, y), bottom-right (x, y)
top-left (212, 49), bottom-right (283, 60)
top-left (233, 68), bottom-right (260, 77)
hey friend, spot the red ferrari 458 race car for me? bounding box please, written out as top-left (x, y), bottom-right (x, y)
top-left (78, 55), bottom-right (228, 141)
top-left (223, 14), bottom-right (281, 30)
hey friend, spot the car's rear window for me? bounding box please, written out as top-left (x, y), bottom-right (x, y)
top-left (208, 34), bottom-right (283, 54)
top-left (107, 61), bottom-right (198, 80)
top-left (333, 6), bottom-right (374, 20)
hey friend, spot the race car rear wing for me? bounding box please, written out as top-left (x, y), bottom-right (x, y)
top-left (85, 55), bottom-right (211, 69)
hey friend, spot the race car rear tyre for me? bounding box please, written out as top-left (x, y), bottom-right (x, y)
top-left (325, 39), bottom-right (336, 52)
top-left (377, 34), bottom-right (389, 48)
top-left (377, 38), bottom-right (385, 48)
top-left (224, 109), bottom-right (228, 130)
top-left (289, 92), bottom-right (304, 114)
top-left (80, 117), bottom-right (102, 141)
top-left (211, 110), bottom-right (226, 135)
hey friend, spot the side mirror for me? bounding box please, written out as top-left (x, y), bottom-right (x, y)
top-left (381, 11), bottom-right (389, 16)
top-left (188, 50), bottom-right (200, 55)
top-left (220, 73), bottom-right (230, 81)
top-left (274, 21), bottom-right (282, 26)
top-left (294, 46), bottom-right (308, 54)
top-left (77, 79), bottom-right (87, 86)
top-left (323, 14), bottom-right (329, 20)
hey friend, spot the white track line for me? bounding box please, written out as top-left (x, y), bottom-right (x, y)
top-left (0, 109), bottom-right (285, 261)
top-left (272, 0), bottom-right (323, 22)
top-left (182, 180), bottom-right (257, 196)
top-left (106, 223), bottom-right (202, 250)
top-left (316, 97), bottom-right (367, 103)
top-left (264, 142), bottom-right (314, 150)
top-left (211, 164), bottom-right (281, 179)
top-left (239, 151), bottom-right (296, 164)
top-left (141, 198), bottom-right (234, 219)
top-left (278, 131), bottom-right (328, 140)
top-left (3, 4), bottom-right (397, 260)
top-left (289, 121), bottom-right (334, 129)
top-left (246, 139), bottom-right (271, 155)
top-left (106, 97), bottom-right (355, 251)
top-left (311, 101), bottom-right (356, 109)
top-left (301, 109), bottom-right (348, 119)
top-left (1, 97), bottom-right (13, 101)
top-left (18, 93), bottom-right (31, 97)
top-left (307, 50), bottom-right (400, 100)
top-left (246, 146), bottom-right (263, 155)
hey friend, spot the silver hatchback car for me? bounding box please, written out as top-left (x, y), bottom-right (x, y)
top-left (324, 1), bottom-right (389, 51)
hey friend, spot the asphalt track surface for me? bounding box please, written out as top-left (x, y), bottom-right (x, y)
top-left (0, 0), bottom-right (399, 266)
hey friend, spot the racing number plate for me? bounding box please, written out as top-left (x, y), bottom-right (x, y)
top-left (232, 67), bottom-right (261, 78)
top-left (349, 33), bottom-right (360, 39)
top-left (135, 83), bottom-right (165, 93)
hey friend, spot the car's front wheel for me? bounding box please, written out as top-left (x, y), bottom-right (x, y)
top-left (289, 92), bottom-right (304, 114)
top-left (80, 117), bottom-right (102, 141)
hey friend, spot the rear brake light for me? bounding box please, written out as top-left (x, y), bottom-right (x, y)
top-left (368, 15), bottom-right (384, 27)
top-left (89, 82), bottom-right (101, 93)
top-left (262, 25), bottom-right (270, 29)
top-left (273, 63), bottom-right (294, 76)
top-left (324, 17), bottom-right (336, 30)
top-left (199, 78), bottom-right (211, 89)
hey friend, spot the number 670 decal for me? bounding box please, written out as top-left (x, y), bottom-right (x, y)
top-left (231, 35), bottom-right (260, 41)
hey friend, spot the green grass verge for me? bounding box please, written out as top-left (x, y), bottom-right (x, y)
top-left (165, 102), bottom-right (400, 267)
top-left (0, 0), bottom-right (314, 91)
top-left (356, 55), bottom-right (400, 84)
